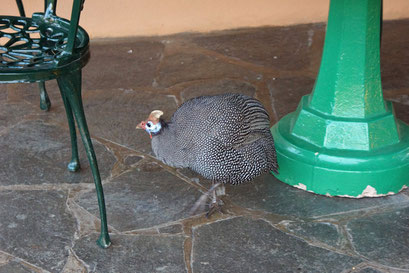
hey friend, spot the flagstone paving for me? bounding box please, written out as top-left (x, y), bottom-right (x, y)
top-left (1, 19), bottom-right (409, 273)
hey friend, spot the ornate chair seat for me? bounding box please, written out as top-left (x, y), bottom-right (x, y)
top-left (0, 14), bottom-right (88, 82)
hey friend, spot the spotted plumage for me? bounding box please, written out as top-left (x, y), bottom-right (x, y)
top-left (137, 93), bottom-right (278, 185)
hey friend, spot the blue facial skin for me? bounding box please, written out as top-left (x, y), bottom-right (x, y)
top-left (145, 121), bottom-right (162, 137)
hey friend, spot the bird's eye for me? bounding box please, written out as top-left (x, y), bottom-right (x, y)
top-left (146, 122), bottom-right (152, 128)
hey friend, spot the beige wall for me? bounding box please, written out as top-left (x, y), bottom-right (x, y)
top-left (3, 0), bottom-right (409, 38)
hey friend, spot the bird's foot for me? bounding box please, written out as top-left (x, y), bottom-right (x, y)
top-left (215, 185), bottom-right (225, 196)
top-left (190, 183), bottom-right (224, 216)
top-left (206, 197), bottom-right (224, 218)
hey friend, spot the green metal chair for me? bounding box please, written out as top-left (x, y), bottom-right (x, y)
top-left (0, 0), bottom-right (111, 248)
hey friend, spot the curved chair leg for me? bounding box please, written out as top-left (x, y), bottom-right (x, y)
top-left (57, 70), bottom-right (111, 248)
top-left (38, 81), bottom-right (51, 111)
top-left (59, 83), bottom-right (80, 172)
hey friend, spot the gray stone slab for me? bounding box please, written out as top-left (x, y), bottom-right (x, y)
top-left (192, 24), bottom-right (325, 72)
top-left (0, 101), bottom-right (37, 133)
top-left (156, 51), bottom-right (260, 88)
top-left (80, 88), bottom-right (178, 152)
top-left (403, 187), bottom-right (409, 198)
top-left (267, 76), bottom-right (315, 119)
top-left (0, 120), bottom-right (116, 186)
top-left (83, 40), bottom-right (165, 90)
top-left (180, 79), bottom-right (256, 102)
top-left (380, 20), bottom-right (409, 91)
top-left (5, 82), bottom-right (59, 105)
top-left (158, 224), bottom-right (183, 234)
top-left (0, 84), bottom-right (6, 102)
top-left (192, 217), bottom-right (362, 273)
top-left (2, 82), bottom-right (78, 130)
top-left (386, 99), bottom-right (409, 125)
top-left (356, 268), bottom-right (385, 273)
top-left (0, 261), bottom-right (37, 273)
top-left (76, 165), bottom-right (201, 231)
top-left (347, 206), bottom-right (409, 269)
top-left (226, 174), bottom-right (409, 219)
top-left (284, 221), bottom-right (342, 248)
top-left (73, 233), bottom-right (186, 273)
top-left (124, 155), bottom-right (143, 167)
top-left (0, 21), bottom-right (408, 273)
top-left (0, 190), bottom-right (75, 272)
top-left (177, 168), bottom-right (210, 186)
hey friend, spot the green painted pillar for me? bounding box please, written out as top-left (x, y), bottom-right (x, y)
top-left (271, 0), bottom-right (409, 197)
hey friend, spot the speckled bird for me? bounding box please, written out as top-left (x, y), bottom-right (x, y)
top-left (136, 93), bottom-right (278, 216)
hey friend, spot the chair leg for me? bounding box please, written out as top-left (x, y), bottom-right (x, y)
top-left (38, 81), bottom-right (51, 111)
top-left (59, 83), bottom-right (80, 172)
top-left (57, 70), bottom-right (111, 249)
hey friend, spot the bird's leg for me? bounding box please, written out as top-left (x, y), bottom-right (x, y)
top-left (216, 184), bottom-right (225, 197)
top-left (190, 181), bottom-right (224, 217)
top-left (206, 181), bottom-right (225, 218)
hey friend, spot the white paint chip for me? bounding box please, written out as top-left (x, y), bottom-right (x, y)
top-left (360, 185), bottom-right (377, 197)
top-left (294, 183), bottom-right (307, 191)
top-left (337, 184), bottom-right (407, 198)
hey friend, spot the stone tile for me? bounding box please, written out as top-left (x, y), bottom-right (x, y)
top-left (347, 206), bottom-right (409, 269)
top-left (226, 174), bottom-right (409, 219)
top-left (73, 233), bottom-right (186, 273)
top-left (0, 84), bottom-right (6, 102)
top-left (0, 261), bottom-right (37, 273)
top-left (83, 40), bottom-right (165, 90)
top-left (0, 83), bottom-right (55, 133)
top-left (192, 24), bottom-right (325, 72)
top-left (177, 169), bottom-right (213, 195)
top-left (3, 82), bottom-right (88, 130)
top-left (0, 20), bottom-right (408, 273)
top-left (0, 190), bottom-right (75, 272)
top-left (403, 187), bottom-right (409, 198)
top-left (284, 221), bottom-right (342, 248)
top-left (356, 268), bottom-right (385, 273)
top-left (267, 76), bottom-right (315, 119)
top-left (81, 88), bottom-right (178, 152)
top-left (5, 82), bottom-right (60, 105)
top-left (123, 155), bottom-right (143, 166)
top-left (192, 217), bottom-right (361, 273)
top-left (0, 120), bottom-right (115, 186)
top-left (156, 51), bottom-right (260, 88)
top-left (158, 224), bottom-right (183, 234)
top-left (180, 79), bottom-right (256, 103)
top-left (76, 166), bottom-right (201, 231)
top-left (381, 20), bottom-right (409, 91)
top-left (389, 100), bottom-right (409, 125)
top-left (0, 102), bottom-right (36, 133)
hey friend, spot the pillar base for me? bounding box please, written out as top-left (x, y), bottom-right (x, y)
top-left (271, 110), bottom-right (409, 198)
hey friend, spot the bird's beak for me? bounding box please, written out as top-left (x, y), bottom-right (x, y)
top-left (136, 122), bottom-right (145, 130)
top-left (136, 121), bottom-right (153, 139)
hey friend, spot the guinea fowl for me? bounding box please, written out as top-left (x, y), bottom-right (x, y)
top-left (136, 93), bottom-right (278, 216)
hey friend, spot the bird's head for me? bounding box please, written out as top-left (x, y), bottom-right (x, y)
top-left (136, 110), bottom-right (164, 139)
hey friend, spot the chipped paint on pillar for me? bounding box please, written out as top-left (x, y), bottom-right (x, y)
top-left (336, 185), bottom-right (408, 198)
top-left (294, 183), bottom-right (307, 191)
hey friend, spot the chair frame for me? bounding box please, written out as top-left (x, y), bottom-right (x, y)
top-left (0, 0), bottom-right (111, 248)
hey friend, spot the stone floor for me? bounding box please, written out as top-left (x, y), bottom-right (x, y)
top-left (1, 19), bottom-right (409, 273)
